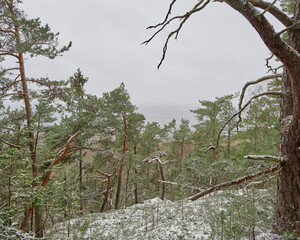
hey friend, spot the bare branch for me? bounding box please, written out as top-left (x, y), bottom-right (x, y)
top-left (276, 21), bottom-right (300, 36)
top-left (209, 91), bottom-right (281, 151)
top-left (244, 154), bottom-right (285, 163)
top-left (187, 165), bottom-right (279, 201)
top-left (143, 0), bottom-right (211, 69)
top-left (147, 0), bottom-right (178, 29)
top-left (237, 74), bottom-right (282, 124)
top-left (257, 0), bottom-right (277, 17)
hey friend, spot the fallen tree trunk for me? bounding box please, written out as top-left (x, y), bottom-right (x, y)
top-left (187, 165), bottom-right (279, 201)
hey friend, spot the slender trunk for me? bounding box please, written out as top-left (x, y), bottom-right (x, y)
top-left (79, 148), bottom-right (83, 215)
top-left (19, 49), bottom-right (43, 238)
top-left (212, 148), bottom-right (216, 162)
top-left (180, 139), bottom-right (184, 170)
top-left (133, 147), bottom-right (138, 204)
top-left (227, 130), bottom-right (231, 158)
top-left (158, 162), bottom-right (165, 200)
top-left (115, 113), bottom-right (128, 209)
top-left (8, 2), bottom-right (42, 236)
top-left (125, 153), bottom-right (133, 207)
top-left (100, 177), bottom-right (112, 212)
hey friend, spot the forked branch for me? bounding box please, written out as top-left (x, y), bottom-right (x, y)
top-left (143, 0), bottom-right (211, 69)
top-left (41, 131), bottom-right (82, 186)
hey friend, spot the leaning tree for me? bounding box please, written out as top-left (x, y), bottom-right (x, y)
top-left (144, 0), bottom-right (300, 236)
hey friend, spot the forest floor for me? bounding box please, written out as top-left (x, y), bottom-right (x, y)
top-left (46, 189), bottom-right (281, 240)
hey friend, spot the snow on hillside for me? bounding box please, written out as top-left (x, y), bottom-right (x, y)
top-left (46, 190), bottom-right (282, 240)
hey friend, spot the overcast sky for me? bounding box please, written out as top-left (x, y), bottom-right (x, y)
top-left (21, 0), bottom-right (282, 109)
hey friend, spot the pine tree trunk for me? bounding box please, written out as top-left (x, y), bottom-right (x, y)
top-left (18, 40), bottom-right (43, 239)
top-left (274, 2), bottom-right (300, 234)
top-left (8, 2), bottom-right (43, 236)
top-left (79, 148), bottom-right (83, 215)
top-left (115, 113), bottom-right (128, 209)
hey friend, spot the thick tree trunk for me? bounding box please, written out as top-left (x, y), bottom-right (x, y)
top-left (274, 2), bottom-right (300, 235)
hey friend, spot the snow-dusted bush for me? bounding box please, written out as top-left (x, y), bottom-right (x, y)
top-left (0, 218), bottom-right (40, 240)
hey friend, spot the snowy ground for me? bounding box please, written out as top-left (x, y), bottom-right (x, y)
top-left (46, 190), bottom-right (283, 240)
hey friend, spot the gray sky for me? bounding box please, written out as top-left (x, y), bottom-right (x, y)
top-left (21, 0), bottom-right (281, 109)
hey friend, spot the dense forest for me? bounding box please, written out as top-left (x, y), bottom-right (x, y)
top-left (1, 0), bottom-right (300, 239)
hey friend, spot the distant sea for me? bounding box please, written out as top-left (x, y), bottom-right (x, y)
top-left (138, 104), bottom-right (198, 127)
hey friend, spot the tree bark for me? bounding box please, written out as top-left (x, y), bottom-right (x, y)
top-left (274, 1), bottom-right (300, 235)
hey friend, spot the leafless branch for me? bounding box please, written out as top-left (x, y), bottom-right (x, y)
top-left (187, 165), bottom-right (279, 201)
top-left (208, 91), bottom-right (281, 151)
top-left (276, 21), bottom-right (300, 36)
top-left (237, 74), bottom-right (282, 124)
top-left (258, 0), bottom-right (277, 17)
top-left (244, 154), bottom-right (285, 163)
top-left (143, 0), bottom-right (211, 69)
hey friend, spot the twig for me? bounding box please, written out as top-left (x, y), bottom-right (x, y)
top-left (276, 21), bottom-right (300, 36)
top-left (143, 0), bottom-right (211, 69)
top-left (258, 0), bottom-right (277, 17)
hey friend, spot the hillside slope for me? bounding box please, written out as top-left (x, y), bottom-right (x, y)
top-left (46, 189), bottom-right (283, 240)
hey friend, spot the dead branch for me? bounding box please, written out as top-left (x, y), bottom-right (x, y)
top-left (208, 91), bottom-right (281, 152)
top-left (258, 0), bottom-right (277, 17)
top-left (246, 175), bottom-right (276, 188)
top-left (143, 152), bottom-right (166, 200)
top-left (187, 165), bottom-right (279, 201)
top-left (276, 21), bottom-right (300, 36)
top-left (244, 155), bottom-right (285, 163)
top-left (237, 74), bottom-right (282, 125)
top-left (143, 0), bottom-right (211, 69)
top-left (41, 131), bottom-right (82, 186)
